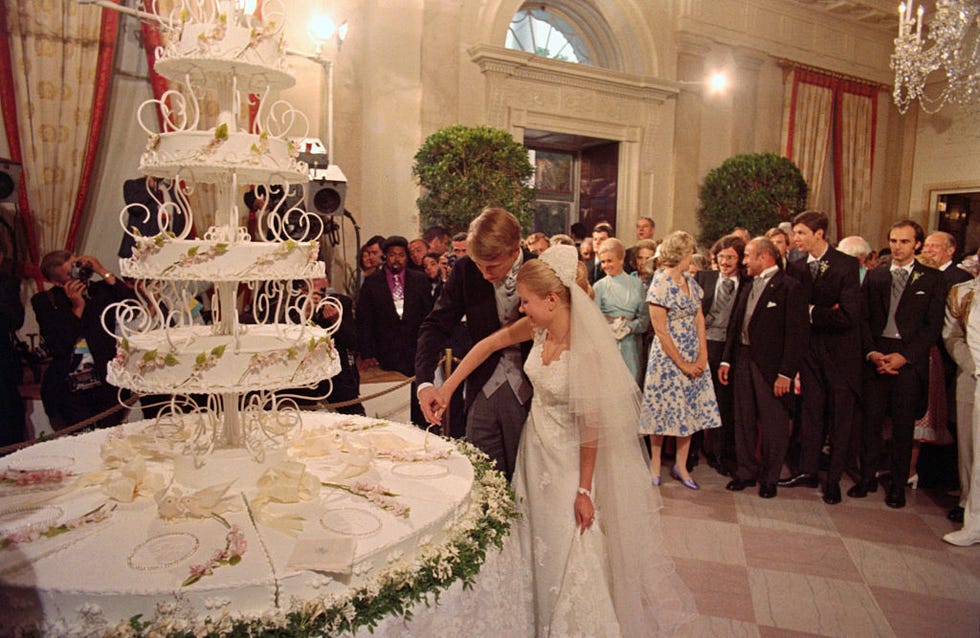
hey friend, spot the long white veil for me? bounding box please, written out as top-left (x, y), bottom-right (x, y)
top-left (542, 245), bottom-right (696, 635)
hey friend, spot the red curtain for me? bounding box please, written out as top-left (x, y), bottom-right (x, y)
top-left (0, 1), bottom-right (38, 282)
top-left (0, 1), bottom-right (120, 282)
top-left (833, 80), bottom-right (878, 237)
top-left (784, 67), bottom-right (880, 239)
top-left (65, 9), bottom-right (121, 252)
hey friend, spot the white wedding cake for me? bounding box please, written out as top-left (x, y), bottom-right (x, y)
top-left (0, 2), bottom-right (517, 636)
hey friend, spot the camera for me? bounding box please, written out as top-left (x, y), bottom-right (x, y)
top-left (70, 260), bottom-right (94, 282)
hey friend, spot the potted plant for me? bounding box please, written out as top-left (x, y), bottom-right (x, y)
top-left (696, 153), bottom-right (808, 244)
top-left (412, 125), bottom-right (535, 233)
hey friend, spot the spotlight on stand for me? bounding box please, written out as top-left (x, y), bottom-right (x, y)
top-left (0, 159), bottom-right (22, 204)
top-left (307, 165), bottom-right (347, 217)
top-left (295, 138), bottom-right (346, 245)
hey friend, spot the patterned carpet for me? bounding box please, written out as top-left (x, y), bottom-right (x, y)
top-left (660, 464), bottom-right (980, 637)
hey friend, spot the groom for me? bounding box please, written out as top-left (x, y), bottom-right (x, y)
top-left (416, 208), bottom-right (535, 478)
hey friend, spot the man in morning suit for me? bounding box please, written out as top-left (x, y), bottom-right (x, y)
top-left (719, 237), bottom-right (808, 499)
top-left (848, 220), bottom-right (946, 508)
top-left (925, 232), bottom-right (975, 522)
top-left (356, 235), bottom-right (433, 424)
top-left (778, 211), bottom-right (862, 505)
top-left (416, 208), bottom-right (535, 478)
top-left (694, 234), bottom-right (747, 476)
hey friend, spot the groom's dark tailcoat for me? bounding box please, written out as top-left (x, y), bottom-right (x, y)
top-left (723, 271), bottom-right (808, 485)
top-left (857, 262), bottom-right (946, 487)
top-left (785, 247), bottom-right (863, 484)
top-left (415, 249), bottom-right (536, 477)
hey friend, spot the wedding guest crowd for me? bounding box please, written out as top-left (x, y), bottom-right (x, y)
top-left (17, 199), bottom-right (980, 550)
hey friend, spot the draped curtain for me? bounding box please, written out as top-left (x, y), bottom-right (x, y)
top-left (784, 70), bottom-right (835, 214)
top-left (782, 66), bottom-right (879, 240)
top-left (0, 0), bottom-right (118, 282)
top-left (834, 83), bottom-right (877, 239)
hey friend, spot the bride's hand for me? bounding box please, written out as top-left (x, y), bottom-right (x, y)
top-left (575, 492), bottom-right (594, 534)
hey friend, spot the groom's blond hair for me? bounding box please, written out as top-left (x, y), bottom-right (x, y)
top-left (467, 208), bottom-right (522, 261)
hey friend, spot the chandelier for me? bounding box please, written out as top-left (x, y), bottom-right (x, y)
top-left (890, 0), bottom-right (980, 114)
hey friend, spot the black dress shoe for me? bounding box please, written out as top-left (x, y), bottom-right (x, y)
top-left (885, 486), bottom-right (906, 509)
top-left (846, 478), bottom-right (878, 498)
top-left (822, 482), bottom-right (841, 505)
top-left (778, 472), bottom-right (820, 488)
top-left (948, 506), bottom-right (965, 523)
top-left (726, 478), bottom-right (757, 491)
top-left (759, 483), bottom-right (777, 498)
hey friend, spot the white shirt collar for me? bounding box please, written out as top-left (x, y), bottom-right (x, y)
top-left (760, 264), bottom-right (779, 278)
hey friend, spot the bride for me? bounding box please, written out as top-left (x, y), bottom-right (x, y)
top-left (430, 244), bottom-right (695, 636)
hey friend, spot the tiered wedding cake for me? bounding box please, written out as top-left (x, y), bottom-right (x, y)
top-left (0, 2), bottom-right (514, 636)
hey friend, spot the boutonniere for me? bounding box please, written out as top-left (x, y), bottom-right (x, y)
top-left (910, 271), bottom-right (923, 285)
top-left (818, 261), bottom-right (830, 276)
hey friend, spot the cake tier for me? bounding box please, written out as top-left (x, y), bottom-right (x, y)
top-left (0, 415), bottom-right (488, 635)
top-left (141, 130), bottom-right (308, 185)
top-left (121, 236), bottom-right (323, 282)
top-left (154, 23), bottom-right (293, 92)
top-left (106, 324), bottom-right (340, 394)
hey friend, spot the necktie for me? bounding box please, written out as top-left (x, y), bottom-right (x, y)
top-left (808, 259), bottom-right (820, 278)
top-left (891, 267), bottom-right (909, 300)
top-left (882, 268), bottom-right (909, 338)
top-left (706, 278), bottom-right (735, 329)
top-left (392, 274), bottom-right (404, 301)
top-left (741, 276), bottom-right (768, 345)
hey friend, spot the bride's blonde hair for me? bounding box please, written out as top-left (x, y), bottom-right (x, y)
top-left (517, 258), bottom-right (594, 302)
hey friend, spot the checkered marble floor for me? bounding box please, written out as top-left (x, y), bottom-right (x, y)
top-left (659, 463), bottom-right (980, 637)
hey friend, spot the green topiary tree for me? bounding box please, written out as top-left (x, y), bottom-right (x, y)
top-left (696, 153), bottom-right (808, 244)
top-left (412, 125), bottom-right (536, 233)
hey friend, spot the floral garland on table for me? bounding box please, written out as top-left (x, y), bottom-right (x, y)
top-left (0, 504), bottom-right (113, 549)
top-left (116, 440), bottom-right (519, 638)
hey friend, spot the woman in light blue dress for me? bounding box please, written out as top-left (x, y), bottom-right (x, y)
top-left (593, 238), bottom-right (649, 384)
top-left (639, 231), bottom-right (721, 490)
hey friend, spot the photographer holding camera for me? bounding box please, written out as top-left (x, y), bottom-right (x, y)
top-left (31, 250), bottom-right (134, 430)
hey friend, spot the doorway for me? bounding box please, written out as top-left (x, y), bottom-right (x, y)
top-left (932, 189), bottom-right (980, 259)
top-left (525, 129), bottom-right (619, 235)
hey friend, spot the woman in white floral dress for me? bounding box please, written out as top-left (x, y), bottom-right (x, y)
top-left (431, 245), bottom-right (695, 637)
top-left (640, 231), bottom-right (721, 489)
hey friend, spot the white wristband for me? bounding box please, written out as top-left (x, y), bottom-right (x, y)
top-left (577, 487), bottom-right (591, 498)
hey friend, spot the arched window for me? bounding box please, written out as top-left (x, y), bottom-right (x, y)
top-left (506, 7), bottom-right (592, 65)
top-left (505, 2), bottom-right (619, 70)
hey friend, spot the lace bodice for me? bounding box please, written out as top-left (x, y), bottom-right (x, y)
top-left (524, 332), bottom-right (571, 438)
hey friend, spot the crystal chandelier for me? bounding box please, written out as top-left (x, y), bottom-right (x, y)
top-left (890, 0), bottom-right (980, 114)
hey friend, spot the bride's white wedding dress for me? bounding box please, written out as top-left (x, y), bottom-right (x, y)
top-left (514, 332), bottom-right (621, 637)
top-left (511, 329), bottom-right (696, 637)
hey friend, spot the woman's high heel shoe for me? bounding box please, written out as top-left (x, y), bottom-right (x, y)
top-left (650, 475), bottom-right (661, 486)
top-left (671, 465), bottom-right (699, 490)
top-left (907, 474), bottom-right (919, 490)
